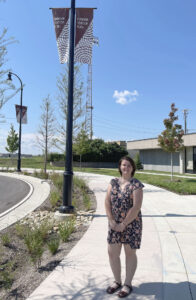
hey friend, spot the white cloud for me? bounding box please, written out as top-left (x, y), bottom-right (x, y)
top-left (113, 89), bottom-right (139, 105)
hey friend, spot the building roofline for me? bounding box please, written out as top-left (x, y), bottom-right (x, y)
top-left (127, 132), bottom-right (196, 143)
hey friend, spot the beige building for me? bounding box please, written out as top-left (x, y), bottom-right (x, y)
top-left (127, 133), bottom-right (196, 174)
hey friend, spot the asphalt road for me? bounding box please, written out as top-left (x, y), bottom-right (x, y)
top-left (0, 175), bottom-right (30, 214)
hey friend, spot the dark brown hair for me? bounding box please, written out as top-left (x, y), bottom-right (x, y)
top-left (118, 156), bottom-right (136, 177)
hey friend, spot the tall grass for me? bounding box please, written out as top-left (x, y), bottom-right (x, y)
top-left (59, 218), bottom-right (76, 242)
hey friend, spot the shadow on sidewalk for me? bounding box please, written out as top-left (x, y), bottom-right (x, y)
top-left (27, 275), bottom-right (196, 300)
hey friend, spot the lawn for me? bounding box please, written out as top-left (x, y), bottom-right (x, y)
top-left (0, 157), bottom-right (196, 195)
top-left (74, 167), bottom-right (196, 195)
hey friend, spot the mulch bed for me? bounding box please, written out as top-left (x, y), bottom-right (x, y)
top-left (0, 180), bottom-right (96, 300)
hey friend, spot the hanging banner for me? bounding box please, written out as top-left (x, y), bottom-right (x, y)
top-left (75, 8), bottom-right (94, 64)
top-left (15, 105), bottom-right (28, 124)
top-left (52, 8), bottom-right (70, 64)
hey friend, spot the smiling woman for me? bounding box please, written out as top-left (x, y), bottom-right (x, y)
top-left (105, 155), bottom-right (144, 297)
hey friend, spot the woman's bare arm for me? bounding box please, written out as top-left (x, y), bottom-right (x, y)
top-left (105, 184), bottom-right (117, 230)
top-left (115, 188), bottom-right (143, 232)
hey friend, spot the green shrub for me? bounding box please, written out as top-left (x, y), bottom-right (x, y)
top-left (59, 218), bottom-right (75, 242)
top-left (83, 193), bottom-right (91, 211)
top-left (0, 261), bottom-right (15, 290)
top-left (15, 223), bottom-right (29, 239)
top-left (33, 170), bottom-right (39, 177)
top-left (48, 152), bottom-right (65, 162)
top-left (1, 233), bottom-right (11, 247)
top-left (134, 153), bottom-right (143, 170)
top-left (24, 227), bottom-right (44, 268)
top-left (39, 170), bottom-right (49, 179)
top-left (73, 176), bottom-right (86, 191)
top-left (47, 235), bottom-right (60, 255)
top-left (23, 220), bottom-right (52, 267)
top-left (50, 191), bottom-right (60, 207)
top-left (31, 219), bottom-right (52, 242)
top-left (50, 173), bottom-right (63, 191)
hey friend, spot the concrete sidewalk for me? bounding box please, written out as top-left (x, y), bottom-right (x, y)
top-left (22, 172), bottom-right (196, 300)
top-left (0, 172), bottom-right (50, 231)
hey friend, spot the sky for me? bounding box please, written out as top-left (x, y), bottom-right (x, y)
top-left (1, 0), bottom-right (196, 155)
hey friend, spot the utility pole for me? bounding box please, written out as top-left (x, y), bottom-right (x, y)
top-left (183, 109), bottom-right (189, 134)
top-left (85, 37), bottom-right (98, 139)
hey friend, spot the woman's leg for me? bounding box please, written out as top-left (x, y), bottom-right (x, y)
top-left (108, 243), bottom-right (122, 284)
top-left (123, 245), bottom-right (137, 286)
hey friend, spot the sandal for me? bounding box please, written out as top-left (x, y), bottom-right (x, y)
top-left (106, 281), bottom-right (122, 294)
top-left (118, 284), bottom-right (133, 298)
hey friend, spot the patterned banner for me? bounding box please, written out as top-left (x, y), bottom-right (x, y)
top-left (15, 105), bottom-right (27, 124)
top-left (52, 8), bottom-right (70, 64)
top-left (75, 8), bottom-right (94, 64)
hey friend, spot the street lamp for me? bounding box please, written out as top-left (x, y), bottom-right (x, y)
top-left (59, 0), bottom-right (75, 214)
top-left (7, 71), bottom-right (23, 172)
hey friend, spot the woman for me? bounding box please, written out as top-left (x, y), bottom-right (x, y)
top-left (105, 156), bottom-right (144, 298)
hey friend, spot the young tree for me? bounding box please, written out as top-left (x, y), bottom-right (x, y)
top-left (134, 153), bottom-right (143, 170)
top-left (73, 128), bottom-right (89, 168)
top-left (36, 95), bottom-right (56, 173)
top-left (158, 103), bottom-right (184, 180)
top-left (5, 124), bottom-right (19, 163)
top-left (54, 64), bottom-right (85, 151)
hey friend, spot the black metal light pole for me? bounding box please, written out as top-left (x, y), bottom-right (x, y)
top-left (59, 0), bottom-right (75, 213)
top-left (7, 71), bottom-right (23, 172)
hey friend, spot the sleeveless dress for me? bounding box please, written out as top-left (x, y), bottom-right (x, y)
top-left (107, 177), bottom-right (144, 249)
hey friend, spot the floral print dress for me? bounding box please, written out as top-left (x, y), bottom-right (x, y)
top-left (107, 177), bottom-right (144, 249)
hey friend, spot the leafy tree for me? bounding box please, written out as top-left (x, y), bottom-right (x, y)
top-left (5, 124), bottom-right (19, 163)
top-left (54, 64), bottom-right (85, 151)
top-left (158, 103), bottom-right (184, 180)
top-left (134, 153), bottom-right (143, 170)
top-left (36, 95), bottom-right (56, 173)
top-left (73, 138), bottom-right (128, 163)
top-left (73, 128), bottom-right (89, 168)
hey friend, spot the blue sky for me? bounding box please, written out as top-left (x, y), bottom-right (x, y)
top-left (1, 0), bottom-right (196, 154)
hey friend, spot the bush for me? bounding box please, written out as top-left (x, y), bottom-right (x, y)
top-left (47, 235), bottom-right (60, 255)
top-left (1, 233), bottom-right (11, 247)
top-left (23, 220), bottom-right (52, 267)
top-left (83, 193), bottom-right (91, 211)
top-left (73, 176), bottom-right (86, 191)
top-left (0, 261), bottom-right (15, 290)
top-left (59, 218), bottom-right (76, 242)
top-left (73, 138), bottom-right (128, 162)
top-left (15, 223), bottom-right (29, 239)
top-left (50, 173), bottom-right (63, 191)
top-left (50, 191), bottom-right (60, 207)
top-left (48, 152), bottom-right (65, 162)
top-left (134, 153), bottom-right (143, 170)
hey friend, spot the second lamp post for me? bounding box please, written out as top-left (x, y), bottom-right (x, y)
top-left (8, 71), bottom-right (23, 172)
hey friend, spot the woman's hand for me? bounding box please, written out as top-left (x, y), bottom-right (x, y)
top-left (109, 219), bottom-right (117, 230)
top-left (114, 222), bottom-right (126, 232)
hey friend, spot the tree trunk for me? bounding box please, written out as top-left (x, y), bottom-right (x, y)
top-left (171, 152), bottom-right (173, 181)
top-left (44, 106), bottom-right (49, 174)
top-left (80, 154), bottom-right (82, 168)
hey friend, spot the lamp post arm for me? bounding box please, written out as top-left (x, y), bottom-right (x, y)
top-left (9, 72), bottom-right (23, 89)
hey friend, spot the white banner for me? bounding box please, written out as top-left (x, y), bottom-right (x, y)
top-left (75, 8), bottom-right (94, 64)
top-left (52, 8), bottom-right (70, 64)
top-left (15, 105), bottom-right (27, 124)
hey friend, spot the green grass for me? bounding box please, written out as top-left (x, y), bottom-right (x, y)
top-left (73, 168), bottom-right (196, 195)
top-left (0, 156), bottom-right (64, 170)
top-left (137, 169), bottom-right (196, 177)
top-left (136, 173), bottom-right (196, 195)
top-left (1, 156), bottom-right (196, 194)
